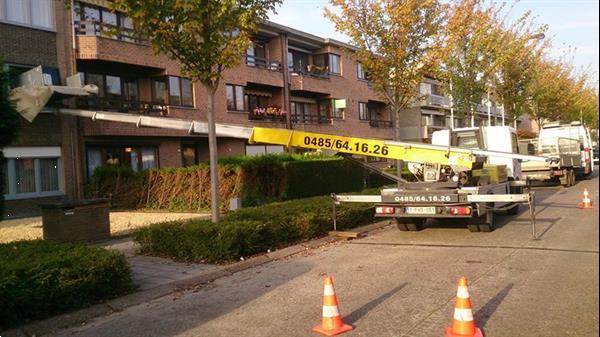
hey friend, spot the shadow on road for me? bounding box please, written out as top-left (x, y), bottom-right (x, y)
top-left (474, 283), bottom-right (514, 329)
top-left (345, 283), bottom-right (408, 324)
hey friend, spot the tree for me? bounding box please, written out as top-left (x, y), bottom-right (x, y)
top-left (325, 0), bottom-right (446, 181)
top-left (0, 60), bottom-right (22, 217)
top-left (442, 0), bottom-right (503, 126)
top-left (112, 0), bottom-right (282, 222)
top-left (493, 13), bottom-right (547, 125)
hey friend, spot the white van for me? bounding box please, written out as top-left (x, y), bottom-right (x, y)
top-left (538, 122), bottom-right (594, 176)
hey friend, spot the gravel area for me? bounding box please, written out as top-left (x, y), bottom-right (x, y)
top-left (0, 211), bottom-right (208, 243)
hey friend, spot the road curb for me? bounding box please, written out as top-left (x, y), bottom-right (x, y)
top-left (3, 220), bottom-right (391, 337)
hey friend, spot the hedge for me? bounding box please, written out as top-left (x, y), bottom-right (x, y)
top-left (0, 240), bottom-right (133, 329)
top-left (135, 194), bottom-right (375, 263)
top-left (86, 153), bottom-right (366, 210)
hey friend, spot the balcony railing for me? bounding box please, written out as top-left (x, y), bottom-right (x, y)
top-left (422, 94), bottom-right (450, 108)
top-left (245, 55), bottom-right (282, 72)
top-left (291, 114), bottom-right (331, 124)
top-left (248, 106), bottom-right (287, 122)
top-left (74, 20), bottom-right (148, 44)
top-left (76, 96), bottom-right (167, 115)
top-left (368, 120), bottom-right (393, 128)
top-left (289, 65), bottom-right (329, 79)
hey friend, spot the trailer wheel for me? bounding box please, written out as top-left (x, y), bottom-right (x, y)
top-left (395, 218), bottom-right (424, 231)
top-left (469, 203), bottom-right (495, 232)
top-left (568, 169), bottom-right (576, 186)
top-left (467, 224), bottom-right (480, 232)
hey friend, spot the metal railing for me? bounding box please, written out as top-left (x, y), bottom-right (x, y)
top-left (289, 66), bottom-right (330, 79)
top-left (248, 113), bottom-right (287, 122)
top-left (75, 96), bottom-right (167, 115)
top-left (245, 55), bottom-right (282, 71)
top-left (74, 20), bottom-right (147, 44)
top-left (368, 120), bottom-right (393, 128)
top-left (291, 114), bottom-right (331, 124)
top-left (422, 94), bottom-right (451, 108)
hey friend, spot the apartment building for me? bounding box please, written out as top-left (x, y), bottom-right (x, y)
top-left (2, 0), bottom-right (528, 218)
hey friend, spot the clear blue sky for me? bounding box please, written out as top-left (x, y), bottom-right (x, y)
top-left (269, 0), bottom-right (599, 85)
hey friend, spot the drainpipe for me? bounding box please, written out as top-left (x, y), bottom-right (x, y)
top-left (280, 33), bottom-right (292, 130)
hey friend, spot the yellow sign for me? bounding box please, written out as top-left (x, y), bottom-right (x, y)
top-left (249, 127), bottom-right (474, 169)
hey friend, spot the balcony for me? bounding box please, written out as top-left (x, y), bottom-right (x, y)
top-left (422, 94), bottom-right (450, 108)
top-left (245, 55), bottom-right (282, 72)
top-left (368, 120), bottom-right (393, 128)
top-left (75, 96), bottom-right (167, 115)
top-left (74, 20), bottom-right (147, 44)
top-left (290, 65), bottom-right (329, 79)
top-left (248, 106), bottom-right (287, 123)
top-left (291, 114), bottom-right (331, 124)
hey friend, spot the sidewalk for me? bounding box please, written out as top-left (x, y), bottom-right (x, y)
top-left (100, 237), bottom-right (221, 290)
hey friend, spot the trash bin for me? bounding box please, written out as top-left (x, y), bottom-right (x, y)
top-left (40, 198), bottom-right (110, 242)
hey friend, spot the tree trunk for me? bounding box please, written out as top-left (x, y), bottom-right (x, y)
top-left (205, 84), bottom-right (220, 223)
top-left (393, 105), bottom-right (403, 188)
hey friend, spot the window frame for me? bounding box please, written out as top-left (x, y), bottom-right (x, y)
top-left (3, 154), bottom-right (64, 200)
top-left (358, 102), bottom-right (369, 121)
top-left (356, 62), bottom-right (366, 80)
top-left (151, 75), bottom-right (194, 107)
top-left (226, 84), bottom-right (245, 112)
top-left (328, 54), bottom-right (341, 75)
top-left (0, 0), bottom-right (55, 31)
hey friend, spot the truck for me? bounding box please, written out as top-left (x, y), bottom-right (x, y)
top-left (520, 134), bottom-right (581, 187)
top-left (538, 122), bottom-right (595, 176)
top-left (364, 126), bottom-right (527, 232)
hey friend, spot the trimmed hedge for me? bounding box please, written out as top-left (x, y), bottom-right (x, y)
top-left (0, 240), bottom-right (133, 329)
top-left (87, 153), bottom-right (366, 210)
top-left (135, 194), bottom-right (375, 263)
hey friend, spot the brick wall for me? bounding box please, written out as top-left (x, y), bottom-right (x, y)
top-left (0, 23), bottom-right (57, 67)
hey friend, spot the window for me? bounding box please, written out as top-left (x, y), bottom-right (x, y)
top-left (105, 75), bottom-right (122, 98)
top-left (86, 146), bottom-right (158, 178)
top-left (151, 76), bottom-right (193, 106)
top-left (331, 99), bottom-right (346, 119)
top-left (358, 102), bottom-right (369, 121)
top-left (226, 84), bottom-right (245, 111)
top-left (168, 76), bottom-right (181, 106)
top-left (124, 79), bottom-right (138, 101)
top-left (1, 0), bottom-right (54, 30)
top-left (247, 95), bottom-right (269, 113)
top-left (456, 131), bottom-right (480, 149)
top-left (329, 54), bottom-right (341, 74)
top-left (152, 77), bottom-right (168, 103)
top-left (245, 145), bottom-right (284, 156)
top-left (181, 78), bottom-right (193, 106)
top-left (357, 62), bottom-right (366, 80)
top-left (3, 147), bottom-right (63, 200)
top-left (288, 50), bottom-right (309, 72)
top-left (246, 42), bottom-right (266, 66)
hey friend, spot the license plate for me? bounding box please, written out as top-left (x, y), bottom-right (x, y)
top-left (405, 207), bottom-right (436, 214)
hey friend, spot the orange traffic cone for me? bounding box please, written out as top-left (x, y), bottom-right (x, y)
top-left (445, 277), bottom-right (483, 337)
top-left (312, 276), bottom-right (353, 336)
top-left (578, 188), bottom-right (593, 209)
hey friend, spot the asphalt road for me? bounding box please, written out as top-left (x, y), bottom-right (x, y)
top-left (50, 173), bottom-right (599, 337)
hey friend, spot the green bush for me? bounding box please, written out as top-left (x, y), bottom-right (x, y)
top-left (0, 240), bottom-right (133, 329)
top-left (135, 194), bottom-right (375, 263)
